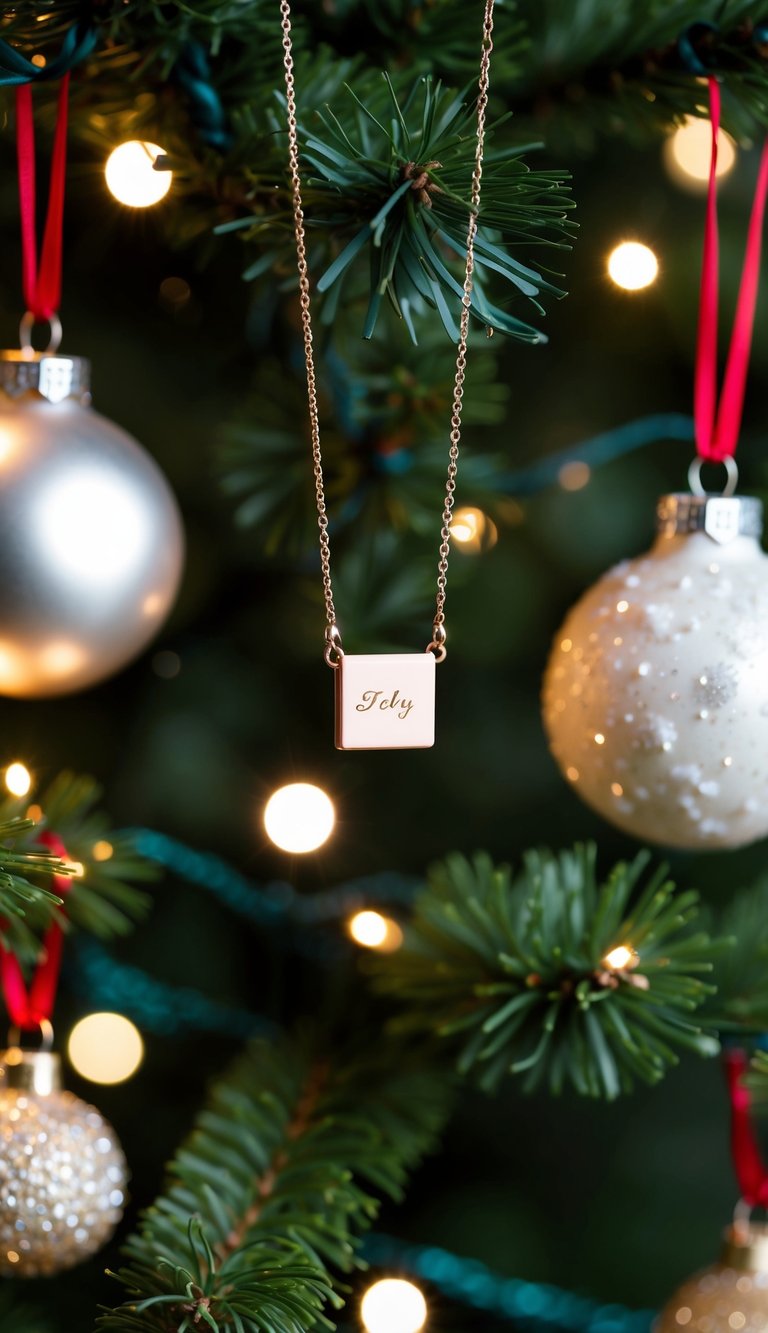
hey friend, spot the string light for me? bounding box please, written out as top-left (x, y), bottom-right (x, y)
top-left (67, 1012), bottom-right (144, 1085)
top-left (557, 460), bottom-right (591, 491)
top-left (105, 141), bottom-right (173, 208)
top-left (348, 910), bottom-right (403, 952)
top-left (451, 507), bottom-right (498, 554)
top-left (664, 116), bottom-right (736, 190)
top-left (92, 840), bottom-right (114, 862)
top-left (263, 783), bottom-right (335, 854)
top-left (4, 762), bottom-right (31, 797)
top-left (361, 1279), bottom-right (428, 1333)
top-left (602, 944), bottom-right (637, 971)
top-left (607, 241), bottom-right (659, 291)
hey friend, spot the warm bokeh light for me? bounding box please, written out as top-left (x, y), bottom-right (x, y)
top-left (263, 782), bottom-right (335, 854)
top-left (92, 840), bottom-right (114, 862)
top-left (361, 1279), bottom-right (428, 1333)
top-left (607, 241), bottom-right (659, 291)
top-left (68, 1012), bottom-right (144, 1085)
top-left (152, 650), bottom-right (181, 679)
top-left (451, 507), bottom-right (498, 554)
top-left (664, 116), bottom-right (736, 190)
top-left (558, 460), bottom-right (591, 492)
top-left (603, 944), bottom-right (636, 971)
top-left (5, 762), bottom-right (31, 797)
top-left (348, 910), bottom-right (403, 952)
top-left (105, 141), bottom-right (173, 208)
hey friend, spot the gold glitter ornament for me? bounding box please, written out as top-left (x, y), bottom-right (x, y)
top-left (0, 1046), bottom-right (128, 1277)
top-left (658, 1219), bottom-right (768, 1333)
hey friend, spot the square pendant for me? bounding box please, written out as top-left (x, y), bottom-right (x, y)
top-left (335, 653), bottom-right (436, 750)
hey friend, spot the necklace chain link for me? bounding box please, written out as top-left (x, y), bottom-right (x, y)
top-left (280, 0), bottom-right (495, 667)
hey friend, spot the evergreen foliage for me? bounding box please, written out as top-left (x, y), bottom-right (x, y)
top-left (375, 846), bottom-right (725, 1098)
top-left (97, 1034), bottom-right (449, 1332)
top-left (0, 771), bottom-right (155, 943)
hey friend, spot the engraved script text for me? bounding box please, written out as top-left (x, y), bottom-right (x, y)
top-left (355, 689), bottom-right (414, 720)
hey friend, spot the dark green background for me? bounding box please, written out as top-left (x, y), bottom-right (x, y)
top-left (1, 121), bottom-right (766, 1329)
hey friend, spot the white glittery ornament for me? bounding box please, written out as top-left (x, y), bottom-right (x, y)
top-left (542, 492), bottom-right (768, 849)
top-left (657, 1220), bottom-right (768, 1333)
top-left (0, 352), bottom-right (184, 698)
top-left (0, 1048), bottom-right (127, 1277)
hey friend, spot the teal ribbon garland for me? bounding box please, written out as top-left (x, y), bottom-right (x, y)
top-left (0, 15), bottom-right (97, 85)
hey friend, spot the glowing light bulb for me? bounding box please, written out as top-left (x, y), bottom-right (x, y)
top-left (607, 241), bottom-right (659, 291)
top-left (92, 840), bottom-right (114, 862)
top-left (5, 762), bottom-right (31, 797)
top-left (451, 507), bottom-right (498, 554)
top-left (361, 1279), bottom-right (428, 1333)
top-left (664, 117), bottom-right (736, 190)
top-left (348, 911), bottom-right (403, 952)
top-left (68, 1012), bottom-right (144, 1085)
top-left (263, 783), bottom-right (335, 854)
top-left (603, 944), bottom-right (637, 971)
top-left (105, 141), bottom-right (172, 208)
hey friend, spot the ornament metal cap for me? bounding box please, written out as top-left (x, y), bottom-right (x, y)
top-left (656, 493), bottom-right (764, 545)
top-left (0, 1047), bottom-right (62, 1096)
top-left (0, 352), bottom-right (91, 406)
top-left (720, 1220), bottom-right (768, 1274)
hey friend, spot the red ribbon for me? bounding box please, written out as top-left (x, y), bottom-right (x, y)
top-left (15, 73), bottom-right (69, 323)
top-left (725, 1048), bottom-right (768, 1207)
top-left (0, 833), bottom-right (72, 1033)
top-left (695, 78), bottom-right (768, 463)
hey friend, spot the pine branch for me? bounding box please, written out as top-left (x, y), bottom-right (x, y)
top-left (97, 1033), bottom-right (449, 1332)
top-left (375, 846), bottom-right (725, 1100)
top-left (512, 0), bottom-right (768, 149)
top-left (0, 772), bottom-right (155, 942)
top-left (0, 818), bottom-right (71, 960)
top-left (218, 318), bottom-right (508, 561)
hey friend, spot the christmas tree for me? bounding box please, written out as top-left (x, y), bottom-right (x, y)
top-left (2, 2), bottom-right (768, 1331)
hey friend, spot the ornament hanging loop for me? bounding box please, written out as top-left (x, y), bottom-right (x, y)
top-left (688, 454), bottom-right (739, 498)
top-left (6, 1017), bottom-right (54, 1053)
top-left (19, 310), bottom-right (62, 359)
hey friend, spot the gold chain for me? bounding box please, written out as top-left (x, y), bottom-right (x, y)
top-left (280, 0), bottom-right (495, 667)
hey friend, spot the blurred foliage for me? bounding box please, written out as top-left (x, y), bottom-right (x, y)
top-left (376, 846), bottom-right (726, 1098)
top-left (705, 880), bottom-right (768, 1032)
top-left (218, 318), bottom-right (509, 560)
top-left (0, 771), bottom-right (156, 945)
top-left (0, 818), bottom-right (67, 959)
top-left (98, 1033), bottom-right (449, 1332)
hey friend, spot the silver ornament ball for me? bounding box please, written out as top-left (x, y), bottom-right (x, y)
top-left (0, 1048), bottom-right (128, 1277)
top-left (0, 352), bottom-right (184, 697)
top-left (542, 492), bottom-right (768, 850)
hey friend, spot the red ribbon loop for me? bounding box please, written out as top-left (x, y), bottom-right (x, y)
top-left (15, 73), bottom-right (69, 324)
top-left (695, 78), bottom-right (768, 463)
top-left (0, 832), bottom-right (72, 1034)
top-left (725, 1048), bottom-right (768, 1208)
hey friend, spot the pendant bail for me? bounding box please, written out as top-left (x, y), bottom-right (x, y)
top-left (427, 622), bottom-right (447, 663)
top-left (324, 624), bottom-right (344, 668)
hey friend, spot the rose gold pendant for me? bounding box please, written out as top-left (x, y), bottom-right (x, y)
top-left (335, 653), bottom-right (436, 750)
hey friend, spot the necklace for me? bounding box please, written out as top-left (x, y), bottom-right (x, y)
top-left (280, 0), bottom-right (495, 750)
